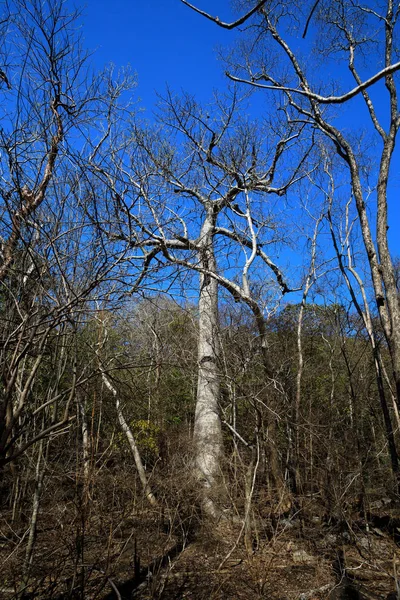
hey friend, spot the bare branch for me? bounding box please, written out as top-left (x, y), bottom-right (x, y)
top-left (227, 60), bottom-right (400, 104)
top-left (180, 0), bottom-right (267, 30)
top-left (302, 0), bottom-right (321, 38)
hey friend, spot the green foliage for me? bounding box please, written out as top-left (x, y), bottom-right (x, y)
top-left (131, 419), bottom-right (160, 455)
top-left (115, 419), bottom-right (160, 462)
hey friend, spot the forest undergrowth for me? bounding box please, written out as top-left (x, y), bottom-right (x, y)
top-left (1, 433), bottom-right (400, 600)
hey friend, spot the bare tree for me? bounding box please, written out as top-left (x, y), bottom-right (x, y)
top-left (181, 0), bottom-right (400, 446)
top-left (322, 163), bottom-right (400, 489)
top-left (0, 0), bottom-right (135, 469)
top-left (96, 89), bottom-right (314, 515)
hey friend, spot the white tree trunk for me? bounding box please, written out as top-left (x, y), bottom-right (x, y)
top-left (78, 397), bottom-right (90, 483)
top-left (193, 214), bottom-right (223, 516)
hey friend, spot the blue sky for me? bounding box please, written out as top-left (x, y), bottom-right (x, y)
top-left (80, 0), bottom-right (237, 109)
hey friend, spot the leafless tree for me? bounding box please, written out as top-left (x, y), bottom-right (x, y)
top-left (0, 0), bottom-right (135, 470)
top-left (95, 88), bottom-right (315, 515)
top-left (181, 0), bottom-right (400, 459)
top-left (321, 161), bottom-right (400, 488)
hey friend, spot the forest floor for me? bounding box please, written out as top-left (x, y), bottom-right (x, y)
top-left (2, 490), bottom-right (400, 600)
top-left (101, 501), bottom-right (400, 600)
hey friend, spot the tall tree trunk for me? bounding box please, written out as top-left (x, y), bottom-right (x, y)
top-left (78, 396), bottom-right (90, 485)
top-left (193, 212), bottom-right (224, 517)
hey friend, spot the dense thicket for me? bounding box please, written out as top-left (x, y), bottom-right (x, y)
top-left (1, 1), bottom-right (400, 598)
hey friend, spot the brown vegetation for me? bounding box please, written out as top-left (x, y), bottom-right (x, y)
top-left (1, 1), bottom-right (400, 598)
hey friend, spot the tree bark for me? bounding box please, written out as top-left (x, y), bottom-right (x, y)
top-left (193, 210), bottom-right (224, 517)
